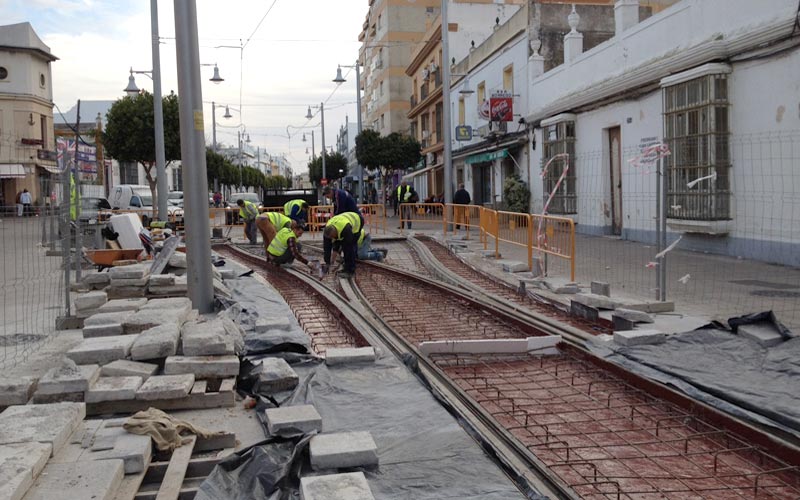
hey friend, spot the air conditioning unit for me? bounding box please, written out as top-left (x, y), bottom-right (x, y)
top-left (429, 63), bottom-right (438, 73)
top-left (422, 69), bottom-right (430, 80)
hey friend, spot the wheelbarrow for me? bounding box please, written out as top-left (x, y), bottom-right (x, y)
top-left (84, 248), bottom-right (145, 271)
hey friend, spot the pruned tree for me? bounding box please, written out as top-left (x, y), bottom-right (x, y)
top-left (307, 152), bottom-right (348, 186)
top-left (103, 91), bottom-right (180, 209)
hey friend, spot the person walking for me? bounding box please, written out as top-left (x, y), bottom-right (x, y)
top-left (15, 190), bottom-right (23, 217)
top-left (266, 224), bottom-right (315, 272)
top-left (397, 182), bottom-right (418, 229)
top-left (255, 211), bottom-right (293, 255)
top-left (213, 191), bottom-right (223, 208)
top-left (20, 189), bottom-right (33, 217)
top-left (453, 183), bottom-right (471, 230)
top-left (322, 211), bottom-right (362, 277)
top-left (283, 199), bottom-right (309, 226)
top-left (236, 198), bottom-right (260, 245)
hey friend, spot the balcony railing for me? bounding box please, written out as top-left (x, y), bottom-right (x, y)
top-left (420, 83), bottom-right (429, 101)
top-left (410, 95), bottom-right (418, 107)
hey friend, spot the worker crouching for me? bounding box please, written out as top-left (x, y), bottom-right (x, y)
top-left (323, 211), bottom-right (363, 278)
top-left (267, 225), bottom-right (314, 272)
top-left (255, 211), bottom-right (293, 256)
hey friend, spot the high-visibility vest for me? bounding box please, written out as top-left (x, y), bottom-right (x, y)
top-left (239, 200), bottom-right (258, 220)
top-left (326, 212), bottom-right (362, 240)
top-left (70, 173), bottom-right (79, 221)
top-left (259, 211), bottom-right (292, 229)
top-left (268, 227), bottom-right (295, 256)
top-left (357, 230), bottom-right (366, 247)
top-left (284, 199), bottom-right (306, 217)
top-left (397, 185), bottom-right (412, 202)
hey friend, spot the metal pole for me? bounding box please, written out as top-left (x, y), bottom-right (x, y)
top-left (655, 156), bottom-right (664, 301)
top-left (238, 130), bottom-right (243, 189)
top-left (211, 101), bottom-right (217, 152)
top-left (174, 0), bottom-right (213, 313)
top-left (311, 130), bottom-right (316, 160)
top-left (441, 0), bottom-right (453, 204)
top-left (320, 103), bottom-right (327, 182)
top-left (62, 154), bottom-right (70, 316)
top-left (151, 0), bottom-right (169, 221)
top-left (73, 101), bottom-right (82, 283)
top-left (354, 62), bottom-right (364, 202)
top-left (659, 155), bottom-right (667, 301)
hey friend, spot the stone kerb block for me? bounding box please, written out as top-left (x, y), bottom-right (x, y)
top-left (163, 355), bottom-right (239, 379)
top-left (100, 360), bottom-right (158, 379)
top-left (36, 362), bottom-right (101, 395)
top-left (300, 472), bottom-right (375, 500)
top-left (109, 263), bottom-right (150, 280)
top-left (613, 308), bottom-right (654, 324)
top-left (738, 323), bottom-right (785, 348)
top-left (574, 293), bottom-right (621, 310)
top-left (254, 357), bottom-right (299, 393)
top-left (500, 260), bottom-right (528, 273)
top-left (0, 442), bottom-right (52, 500)
top-left (83, 323), bottom-right (125, 338)
top-left (309, 431), bottom-right (379, 470)
top-left (591, 281), bottom-right (611, 297)
top-left (149, 275), bottom-right (189, 297)
top-left (98, 298), bottom-right (148, 314)
top-left (84, 311), bottom-right (134, 327)
top-left (82, 272), bottom-right (111, 286)
top-left (0, 402), bottom-right (86, 456)
top-left (219, 269), bottom-right (236, 280)
top-left (148, 274), bottom-right (176, 287)
top-left (88, 426), bottom-right (152, 473)
top-left (181, 319), bottom-right (235, 356)
top-left (0, 377), bottom-right (37, 406)
top-left (74, 291), bottom-right (108, 312)
top-left (130, 323), bottom-right (181, 360)
top-left (325, 347), bottom-right (376, 366)
top-left (86, 377), bottom-right (143, 403)
top-left (264, 405), bottom-right (322, 436)
top-left (613, 329), bottom-right (667, 347)
top-left (124, 308), bottom-right (188, 334)
top-left (23, 459), bottom-right (124, 500)
top-left (66, 335), bottom-right (137, 365)
top-left (135, 374), bottom-right (195, 400)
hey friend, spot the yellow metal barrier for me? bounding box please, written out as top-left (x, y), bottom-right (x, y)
top-left (308, 205), bottom-right (333, 233)
top-left (358, 204), bottom-right (387, 235)
top-left (495, 210), bottom-right (533, 268)
top-left (399, 203), bottom-right (446, 233)
top-left (531, 214), bottom-right (576, 281)
top-left (100, 209), bottom-right (181, 225)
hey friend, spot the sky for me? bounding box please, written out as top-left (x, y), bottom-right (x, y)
top-left (0, 0), bottom-right (366, 175)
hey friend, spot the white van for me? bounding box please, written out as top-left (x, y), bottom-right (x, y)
top-left (109, 185), bottom-right (182, 224)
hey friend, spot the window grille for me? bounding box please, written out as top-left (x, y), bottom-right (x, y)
top-left (541, 120), bottom-right (576, 214)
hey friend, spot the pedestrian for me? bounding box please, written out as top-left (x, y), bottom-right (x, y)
top-left (397, 182), bottom-right (418, 229)
top-left (369, 186), bottom-right (378, 205)
top-left (236, 198), bottom-right (260, 245)
top-left (453, 183), bottom-right (471, 230)
top-left (357, 231), bottom-right (388, 262)
top-left (255, 211), bottom-right (293, 255)
top-left (213, 191), bottom-right (222, 208)
top-left (20, 189), bottom-right (33, 217)
top-left (15, 190), bottom-right (23, 217)
top-left (322, 186), bottom-right (358, 215)
top-left (283, 199), bottom-right (310, 227)
top-left (323, 211), bottom-right (362, 278)
top-left (266, 224), bottom-right (315, 272)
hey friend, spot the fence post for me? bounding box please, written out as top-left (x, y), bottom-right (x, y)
top-left (569, 219), bottom-right (576, 282)
top-left (527, 214), bottom-right (533, 271)
top-left (442, 203), bottom-right (446, 235)
top-left (494, 210), bottom-right (499, 258)
top-left (656, 155), bottom-right (667, 301)
top-left (61, 167), bottom-right (71, 316)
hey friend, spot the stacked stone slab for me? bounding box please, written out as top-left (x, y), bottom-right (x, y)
top-left (149, 274), bottom-right (188, 296)
top-left (98, 298), bottom-right (148, 314)
top-left (23, 459), bottom-right (124, 500)
top-left (73, 291), bottom-right (109, 319)
top-left (100, 360), bottom-right (158, 379)
top-left (136, 374), bottom-right (195, 400)
top-left (253, 357), bottom-right (299, 393)
top-left (81, 272), bottom-right (111, 290)
top-left (181, 318), bottom-right (236, 356)
top-left (164, 355), bottom-right (239, 379)
top-left (0, 402), bottom-right (86, 456)
top-left (34, 361), bottom-right (100, 402)
top-left (66, 335), bottom-right (138, 365)
top-left (0, 442), bottom-right (51, 500)
top-left (130, 323), bottom-right (181, 360)
top-left (82, 311), bottom-right (134, 338)
top-left (0, 377), bottom-right (37, 406)
top-left (87, 424), bottom-right (152, 473)
top-left (106, 263), bottom-right (151, 299)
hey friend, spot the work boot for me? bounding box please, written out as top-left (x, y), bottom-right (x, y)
top-left (338, 271), bottom-right (353, 279)
top-left (378, 248), bottom-right (388, 258)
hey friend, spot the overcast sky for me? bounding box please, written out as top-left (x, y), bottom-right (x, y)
top-left (1, 0), bottom-right (366, 174)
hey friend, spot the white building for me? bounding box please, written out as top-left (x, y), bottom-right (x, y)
top-left (526, 0), bottom-right (800, 266)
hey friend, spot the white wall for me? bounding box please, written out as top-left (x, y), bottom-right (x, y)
top-left (449, 2), bottom-right (523, 64)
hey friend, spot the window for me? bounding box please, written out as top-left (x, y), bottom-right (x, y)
top-left (377, 48), bottom-right (383, 69)
top-left (380, 113), bottom-right (385, 130)
top-left (477, 81), bottom-right (486, 103)
top-left (503, 65), bottom-right (513, 93)
top-left (410, 120), bottom-right (418, 140)
top-left (39, 73), bottom-right (46, 87)
top-left (663, 73), bottom-right (730, 220)
top-left (379, 80), bottom-right (384, 97)
top-left (120, 161), bottom-right (139, 185)
top-left (40, 115), bottom-right (48, 148)
top-left (541, 120), bottom-right (576, 214)
top-left (435, 103), bottom-right (443, 143)
top-left (377, 14), bottom-right (382, 30)
top-left (372, 119), bottom-right (379, 130)
top-left (172, 166), bottom-right (183, 191)
top-left (458, 97), bottom-right (465, 126)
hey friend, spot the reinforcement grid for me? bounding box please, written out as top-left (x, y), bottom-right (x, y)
top-left (433, 351), bottom-right (800, 499)
top-left (415, 236), bottom-right (611, 336)
top-left (220, 246), bottom-right (368, 355)
top-left (356, 265), bottom-right (539, 344)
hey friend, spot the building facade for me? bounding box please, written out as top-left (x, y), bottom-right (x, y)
top-left (0, 22), bottom-right (58, 209)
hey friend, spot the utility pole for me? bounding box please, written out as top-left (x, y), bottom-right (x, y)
top-left (311, 130), bottom-right (316, 160)
top-left (320, 103), bottom-right (327, 182)
top-left (354, 62), bottom-right (364, 202)
top-left (151, 0), bottom-right (169, 221)
top-left (441, 0), bottom-right (453, 204)
top-left (173, 0), bottom-right (213, 313)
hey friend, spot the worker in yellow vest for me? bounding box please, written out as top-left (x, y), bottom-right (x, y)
top-left (322, 211), bottom-right (362, 277)
top-left (236, 199), bottom-right (260, 244)
top-left (396, 181), bottom-right (418, 229)
top-left (283, 199), bottom-right (309, 227)
top-left (255, 211), bottom-right (293, 255)
top-left (69, 170), bottom-right (80, 222)
top-left (357, 231), bottom-right (388, 262)
top-left (267, 225), bottom-right (314, 271)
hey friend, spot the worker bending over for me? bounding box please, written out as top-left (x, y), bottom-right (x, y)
top-left (236, 198), bottom-right (260, 245)
top-left (255, 211), bottom-right (293, 255)
top-left (323, 211), bottom-right (362, 277)
top-left (283, 199), bottom-right (309, 227)
top-left (357, 231), bottom-right (388, 262)
top-left (267, 225), bottom-right (314, 271)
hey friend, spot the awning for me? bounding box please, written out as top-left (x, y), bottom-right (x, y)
top-left (465, 149), bottom-right (508, 164)
top-left (402, 163), bottom-right (442, 181)
top-left (0, 164), bottom-right (26, 178)
top-left (37, 163), bottom-right (61, 174)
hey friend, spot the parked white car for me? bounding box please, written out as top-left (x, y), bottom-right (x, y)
top-left (108, 185), bottom-right (183, 225)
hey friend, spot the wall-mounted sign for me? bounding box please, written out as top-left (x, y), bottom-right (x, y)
top-left (455, 125), bottom-right (473, 141)
top-left (37, 149), bottom-right (57, 161)
top-left (490, 90), bottom-right (513, 122)
top-left (478, 100), bottom-right (491, 120)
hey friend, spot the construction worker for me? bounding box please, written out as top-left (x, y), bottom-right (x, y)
top-left (322, 186), bottom-right (358, 215)
top-left (267, 224), bottom-right (315, 271)
top-left (256, 211), bottom-right (293, 255)
top-left (236, 198), bottom-right (259, 245)
top-left (283, 199), bottom-right (309, 226)
top-left (323, 211), bottom-right (362, 277)
top-left (357, 231), bottom-right (388, 262)
top-left (396, 181), bottom-right (418, 229)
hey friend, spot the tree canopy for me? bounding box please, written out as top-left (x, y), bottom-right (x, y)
top-left (206, 148), bottom-right (289, 192)
top-left (307, 151), bottom-right (348, 186)
top-left (355, 130), bottom-right (421, 172)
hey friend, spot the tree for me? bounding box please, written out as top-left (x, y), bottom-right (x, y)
top-left (103, 91), bottom-right (180, 210)
top-left (355, 129), bottom-right (383, 171)
top-left (502, 174), bottom-right (530, 213)
top-left (355, 130), bottom-right (421, 199)
top-left (307, 152), bottom-right (348, 186)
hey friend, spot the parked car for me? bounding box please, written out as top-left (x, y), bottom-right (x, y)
top-left (78, 196), bottom-right (112, 225)
top-left (109, 185), bottom-right (183, 225)
top-left (168, 191), bottom-right (184, 209)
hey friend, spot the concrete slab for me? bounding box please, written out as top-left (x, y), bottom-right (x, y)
top-left (738, 323), bottom-right (785, 348)
top-left (255, 316), bottom-right (293, 333)
top-left (614, 308), bottom-right (654, 324)
top-left (265, 404), bottom-right (322, 436)
top-left (74, 306), bottom-right (102, 319)
top-left (123, 308), bottom-right (188, 334)
top-left (100, 360), bottom-right (158, 379)
top-left (140, 297), bottom-right (192, 311)
top-left (325, 347), bottom-right (376, 366)
top-left (108, 277), bottom-right (149, 287)
top-left (88, 427), bottom-right (152, 474)
top-left (614, 329), bottom-right (667, 347)
top-left (181, 319), bottom-right (235, 356)
top-left (0, 377), bottom-right (36, 406)
top-left (419, 336), bottom-right (561, 355)
top-left (254, 357), bottom-right (299, 393)
top-left (135, 374), bottom-right (195, 400)
top-left (130, 323), bottom-right (181, 360)
top-left (86, 377), bottom-right (143, 403)
top-left (105, 285), bottom-right (147, 300)
top-left (309, 431), bottom-right (378, 471)
top-left (82, 323), bottom-right (124, 338)
top-left (37, 362), bottom-right (101, 395)
top-left (499, 260), bottom-right (528, 273)
top-left (591, 281), bottom-right (611, 297)
top-left (168, 252), bottom-right (187, 268)
top-left (97, 298), bottom-right (148, 314)
top-left (83, 311), bottom-right (134, 327)
top-left (149, 275), bottom-right (189, 296)
top-left (109, 263), bottom-right (149, 279)
top-left (574, 293), bottom-right (621, 310)
top-left (621, 301), bottom-right (675, 314)
top-left (148, 274), bottom-right (175, 287)
top-left (66, 335), bottom-right (137, 365)
top-left (0, 442), bottom-right (51, 500)
top-left (300, 472), bottom-right (374, 500)
top-left (82, 272), bottom-right (111, 286)
top-left (0, 403), bottom-right (86, 455)
top-left (23, 458), bottom-right (124, 500)
top-left (163, 355), bottom-right (239, 379)
top-left (74, 291), bottom-right (108, 312)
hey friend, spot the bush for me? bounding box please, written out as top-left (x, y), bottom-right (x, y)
top-left (503, 174), bottom-right (530, 213)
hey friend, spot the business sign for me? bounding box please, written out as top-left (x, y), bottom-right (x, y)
top-left (56, 137), bottom-right (98, 176)
top-left (37, 149), bottom-right (58, 161)
top-left (490, 90), bottom-right (513, 122)
top-left (478, 100), bottom-right (491, 120)
top-left (455, 125), bottom-right (473, 141)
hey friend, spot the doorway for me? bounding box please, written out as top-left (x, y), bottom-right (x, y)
top-left (608, 127), bottom-right (622, 235)
top-left (472, 163), bottom-right (492, 206)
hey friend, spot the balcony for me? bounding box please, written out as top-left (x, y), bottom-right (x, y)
top-left (434, 70), bottom-right (442, 87)
top-left (420, 83), bottom-right (429, 101)
top-left (410, 94), bottom-right (418, 107)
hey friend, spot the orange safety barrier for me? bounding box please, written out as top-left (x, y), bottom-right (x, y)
top-left (399, 203), bottom-right (446, 233)
top-left (308, 205), bottom-right (334, 233)
top-left (358, 204), bottom-right (387, 235)
top-left (531, 214), bottom-right (576, 281)
top-left (445, 204), bottom-right (483, 240)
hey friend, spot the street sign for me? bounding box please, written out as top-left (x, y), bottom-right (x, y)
top-left (455, 125), bottom-right (473, 141)
top-left (320, 178), bottom-right (328, 186)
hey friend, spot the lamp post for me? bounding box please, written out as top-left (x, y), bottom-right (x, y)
top-left (302, 131), bottom-right (316, 160)
top-left (306, 104), bottom-right (326, 183)
top-left (441, 0), bottom-right (454, 204)
top-left (333, 62), bottom-right (363, 201)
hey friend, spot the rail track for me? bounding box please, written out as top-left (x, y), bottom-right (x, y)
top-left (219, 242), bottom-right (800, 499)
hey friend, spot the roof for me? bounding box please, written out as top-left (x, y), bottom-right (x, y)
top-left (0, 22), bottom-right (57, 61)
top-left (54, 100), bottom-right (115, 125)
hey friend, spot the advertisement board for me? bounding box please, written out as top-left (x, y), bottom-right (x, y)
top-left (490, 90), bottom-right (513, 122)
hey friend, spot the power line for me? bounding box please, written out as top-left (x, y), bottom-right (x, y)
top-left (242, 0), bottom-right (279, 50)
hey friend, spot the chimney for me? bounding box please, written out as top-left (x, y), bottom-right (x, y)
top-left (563, 4), bottom-right (583, 65)
top-left (615, 0), bottom-right (640, 35)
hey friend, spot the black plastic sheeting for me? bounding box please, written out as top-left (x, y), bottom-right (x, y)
top-left (589, 313), bottom-right (800, 439)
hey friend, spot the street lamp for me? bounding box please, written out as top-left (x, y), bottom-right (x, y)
top-left (306, 104), bottom-right (327, 182)
top-left (333, 62), bottom-right (364, 201)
